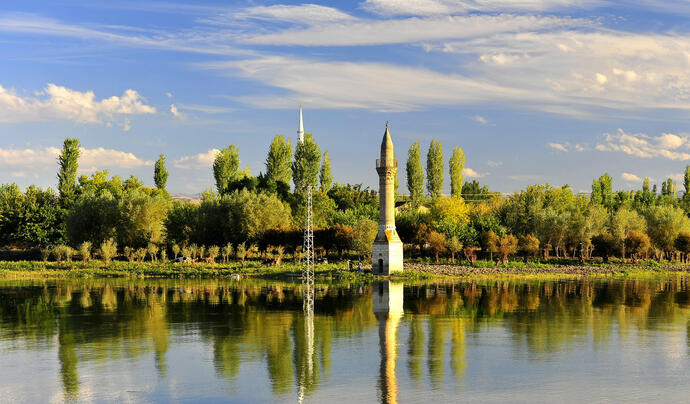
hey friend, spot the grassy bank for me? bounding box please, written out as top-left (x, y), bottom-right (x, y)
top-left (1, 258), bottom-right (690, 282)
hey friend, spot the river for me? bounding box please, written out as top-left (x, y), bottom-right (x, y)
top-left (1, 276), bottom-right (689, 403)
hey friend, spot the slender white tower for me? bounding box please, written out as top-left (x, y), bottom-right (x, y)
top-left (297, 104), bottom-right (305, 143)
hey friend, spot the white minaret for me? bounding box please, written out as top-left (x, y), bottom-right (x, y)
top-left (297, 104), bottom-right (305, 143)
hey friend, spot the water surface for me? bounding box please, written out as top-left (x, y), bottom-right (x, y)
top-left (1, 276), bottom-right (690, 403)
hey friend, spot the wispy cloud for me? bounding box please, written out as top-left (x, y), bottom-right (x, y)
top-left (487, 160), bottom-right (502, 167)
top-left (361, 0), bottom-right (603, 15)
top-left (596, 129), bottom-right (690, 160)
top-left (0, 83), bottom-right (155, 128)
top-left (472, 115), bottom-right (488, 124)
top-left (463, 167), bottom-right (487, 178)
top-left (244, 14), bottom-right (585, 46)
top-left (548, 142), bottom-right (569, 152)
top-left (234, 4), bottom-right (356, 24)
top-left (170, 104), bottom-right (187, 120)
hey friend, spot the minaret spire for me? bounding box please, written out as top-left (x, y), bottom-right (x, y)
top-left (297, 104), bottom-right (305, 143)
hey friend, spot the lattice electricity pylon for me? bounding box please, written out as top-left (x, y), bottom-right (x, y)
top-left (302, 185), bottom-right (315, 285)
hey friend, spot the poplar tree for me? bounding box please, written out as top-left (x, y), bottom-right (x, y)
top-left (265, 135), bottom-right (292, 185)
top-left (449, 146), bottom-right (465, 197)
top-left (591, 173), bottom-right (613, 209)
top-left (406, 142), bottom-right (424, 204)
top-left (292, 133), bottom-right (321, 190)
top-left (57, 138), bottom-right (80, 206)
top-left (154, 154), bottom-right (169, 191)
top-left (426, 139), bottom-right (444, 198)
top-left (213, 145), bottom-right (240, 195)
top-left (319, 150), bottom-right (332, 192)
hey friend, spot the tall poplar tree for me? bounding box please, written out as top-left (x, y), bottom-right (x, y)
top-left (319, 150), bottom-right (332, 192)
top-left (265, 135), bottom-right (292, 185)
top-left (213, 145), bottom-right (240, 195)
top-left (591, 173), bottom-right (613, 209)
top-left (406, 142), bottom-right (424, 204)
top-left (449, 146), bottom-right (465, 197)
top-left (426, 139), bottom-right (444, 198)
top-left (154, 154), bottom-right (169, 191)
top-left (292, 133), bottom-right (321, 190)
top-left (57, 138), bottom-right (80, 206)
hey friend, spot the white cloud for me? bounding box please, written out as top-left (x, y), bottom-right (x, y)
top-left (463, 167), bottom-right (486, 178)
top-left (548, 142), bottom-right (569, 152)
top-left (472, 115), bottom-right (488, 124)
top-left (487, 160), bottom-right (502, 167)
top-left (0, 146), bottom-right (152, 174)
top-left (621, 172), bottom-right (641, 182)
top-left (235, 4), bottom-right (356, 24)
top-left (244, 14), bottom-right (585, 46)
top-left (596, 129), bottom-right (690, 160)
top-left (0, 83), bottom-right (155, 127)
top-left (207, 56), bottom-right (530, 111)
top-left (361, 0), bottom-right (602, 15)
top-left (173, 149), bottom-right (220, 169)
top-left (166, 92), bottom-right (173, 98)
top-left (170, 104), bottom-right (187, 120)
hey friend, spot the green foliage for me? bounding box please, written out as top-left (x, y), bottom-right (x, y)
top-left (78, 241), bottom-right (92, 263)
top-left (154, 154), bottom-right (169, 191)
top-left (319, 150), bottom-right (332, 192)
top-left (265, 135), bottom-right (293, 185)
top-left (591, 173), bottom-right (613, 209)
top-left (292, 133), bottom-right (321, 190)
top-left (426, 139), bottom-right (444, 198)
top-left (518, 234), bottom-right (540, 257)
top-left (0, 184), bottom-right (63, 246)
top-left (406, 142), bottom-right (424, 204)
top-left (352, 218), bottom-right (377, 258)
top-left (645, 205), bottom-right (690, 252)
top-left (57, 138), bottom-right (80, 206)
top-left (99, 239), bottom-right (117, 264)
top-left (449, 146), bottom-right (465, 197)
top-left (213, 145), bottom-right (240, 195)
top-left (461, 180), bottom-right (492, 201)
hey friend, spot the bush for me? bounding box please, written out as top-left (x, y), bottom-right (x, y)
top-left (625, 229), bottom-right (650, 263)
top-left (100, 239), bottom-right (117, 265)
top-left (518, 234), bottom-right (540, 259)
top-left (498, 234), bottom-right (518, 264)
top-left (78, 241), bottom-right (92, 263)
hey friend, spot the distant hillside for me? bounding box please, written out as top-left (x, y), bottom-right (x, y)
top-left (170, 193), bottom-right (200, 203)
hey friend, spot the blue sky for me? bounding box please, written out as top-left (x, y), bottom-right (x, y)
top-left (2, 0), bottom-right (690, 194)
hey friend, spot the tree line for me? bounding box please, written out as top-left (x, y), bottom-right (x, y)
top-left (2, 134), bottom-right (690, 265)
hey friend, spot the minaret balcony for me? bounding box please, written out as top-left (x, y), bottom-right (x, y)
top-left (376, 158), bottom-right (398, 169)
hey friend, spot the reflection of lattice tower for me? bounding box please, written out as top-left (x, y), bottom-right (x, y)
top-left (302, 186), bottom-right (315, 285)
top-left (299, 271), bottom-right (315, 403)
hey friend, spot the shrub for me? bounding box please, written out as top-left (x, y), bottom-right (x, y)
top-left (172, 244), bottom-right (180, 259)
top-left (208, 245), bottom-right (220, 263)
top-left (625, 229), bottom-right (650, 263)
top-left (100, 239), bottom-right (117, 265)
top-left (147, 243), bottom-right (159, 262)
top-left (674, 232), bottom-right (690, 263)
top-left (222, 243), bottom-right (233, 263)
top-left (498, 234), bottom-right (518, 264)
top-left (427, 231), bottom-right (446, 263)
top-left (518, 234), bottom-right (540, 259)
top-left (78, 241), bottom-right (92, 263)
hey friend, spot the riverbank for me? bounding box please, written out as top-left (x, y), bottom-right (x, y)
top-left (1, 259), bottom-right (690, 281)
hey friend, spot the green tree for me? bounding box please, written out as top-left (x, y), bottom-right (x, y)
top-left (351, 218), bottom-right (377, 258)
top-left (685, 166), bottom-right (690, 198)
top-left (426, 140), bottom-right (444, 197)
top-left (292, 134), bottom-right (321, 190)
top-left (319, 150), bottom-right (332, 192)
top-left (449, 146), bottom-right (465, 197)
top-left (265, 135), bottom-right (293, 185)
top-left (645, 205), bottom-right (690, 257)
top-left (154, 154), bottom-right (169, 191)
top-left (213, 145), bottom-right (240, 195)
top-left (591, 173), bottom-right (613, 209)
top-left (57, 138), bottom-right (81, 206)
top-left (406, 142), bottom-right (424, 204)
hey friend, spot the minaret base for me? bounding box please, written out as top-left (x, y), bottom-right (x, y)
top-left (372, 231), bottom-right (403, 275)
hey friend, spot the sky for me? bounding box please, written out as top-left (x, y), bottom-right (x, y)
top-left (2, 0), bottom-right (690, 194)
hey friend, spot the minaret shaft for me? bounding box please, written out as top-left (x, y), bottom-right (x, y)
top-left (372, 124), bottom-right (404, 275)
top-left (297, 104), bottom-right (305, 143)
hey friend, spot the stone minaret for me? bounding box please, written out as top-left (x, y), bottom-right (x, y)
top-left (297, 104), bottom-right (305, 143)
top-left (372, 123), bottom-right (403, 274)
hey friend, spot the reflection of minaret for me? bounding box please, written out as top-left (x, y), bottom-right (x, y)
top-left (374, 281), bottom-right (404, 404)
top-left (297, 104), bottom-right (305, 143)
top-left (372, 123), bottom-right (403, 274)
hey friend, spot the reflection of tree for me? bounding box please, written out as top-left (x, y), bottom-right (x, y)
top-left (407, 316), bottom-right (425, 384)
top-left (6, 277), bottom-right (690, 401)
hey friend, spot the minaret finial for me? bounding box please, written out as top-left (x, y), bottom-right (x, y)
top-left (298, 104), bottom-right (305, 143)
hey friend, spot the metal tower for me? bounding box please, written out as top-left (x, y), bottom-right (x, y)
top-left (299, 185), bottom-right (315, 403)
top-left (302, 185), bottom-right (315, 286)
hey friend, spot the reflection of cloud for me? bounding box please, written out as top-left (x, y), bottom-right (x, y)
top-left (173, 149), bottom-right (220, 169)
top-left (596, 129), bottom-right (690, 160)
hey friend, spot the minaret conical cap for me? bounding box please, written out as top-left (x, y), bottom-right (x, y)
top-left (380, 121), bottom-right (394, 161)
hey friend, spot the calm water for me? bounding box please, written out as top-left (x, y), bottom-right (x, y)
top-left (1, 277), bottom-right (690, 403)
